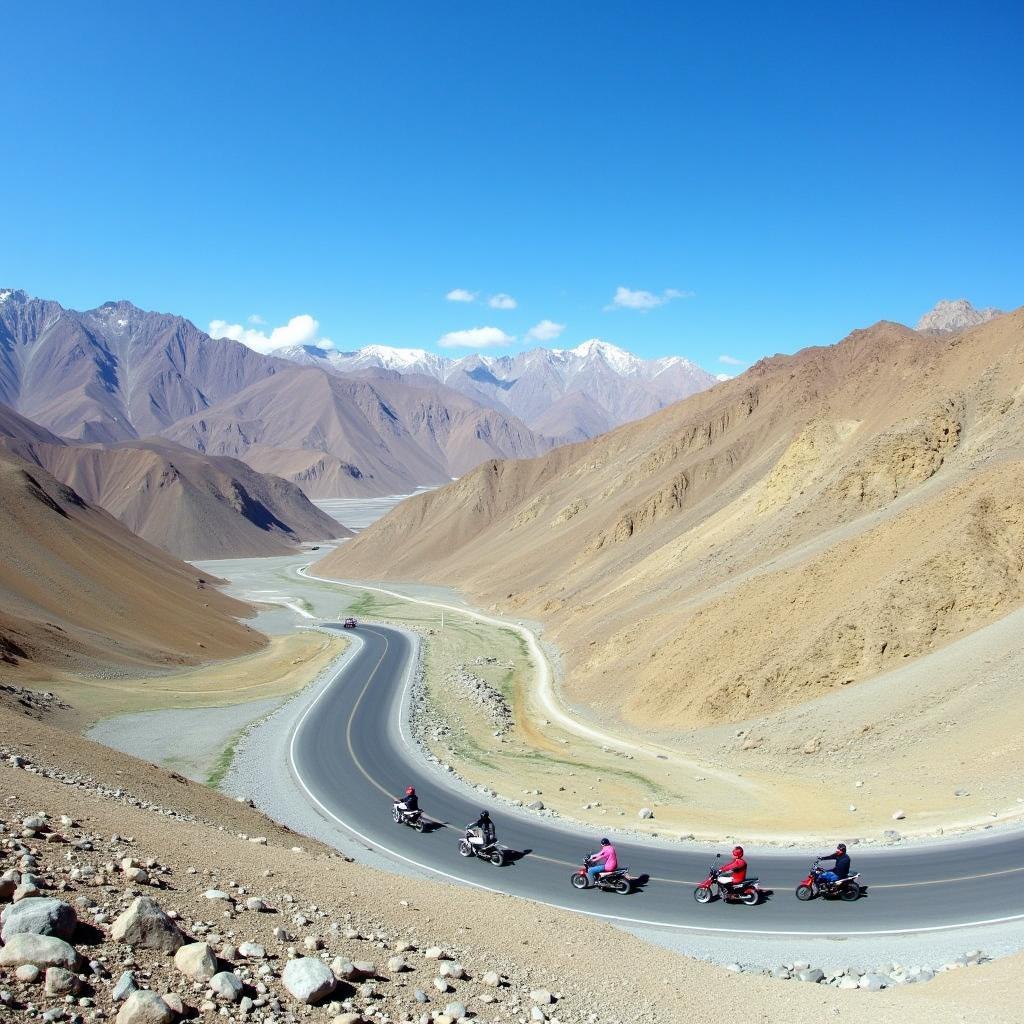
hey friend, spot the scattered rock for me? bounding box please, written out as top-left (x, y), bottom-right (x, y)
top-left (44, 966), bottom-right (83, 996)
top-left (112, 971), bottom-right (139, 1002)
top-left (0, 897), bottom-right (78, 942)
top-left (0, 933), bottom-right (83, 971)
top-left (209, 970), bottom-right (244, 1002)
top-left (638, 808), bottom-right (654, 819)
top-left (282, 956), bottom-right (336, 1004)
top-left (116, 989), bottom-right (175, 1024)
top-left (174, 941), bottom-right (218, 982)
top-left (110, 897), bottom-right (185, 952)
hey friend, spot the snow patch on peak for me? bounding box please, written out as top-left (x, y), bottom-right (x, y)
top-left (360, 344), bottom-right (436, 369)
top-left (0, 289), bottom-right (11, 305)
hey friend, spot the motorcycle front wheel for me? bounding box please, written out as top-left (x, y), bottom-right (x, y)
top-left (795, 884), bottom-right (814, 901)
top-left (457, 839), bottom-right (473, 857)
top-left (570, 873), bottom-right (589, 889)
top-left (693, 887), bottom-right (712, 904)
top-left (840, 884), bottom-right (861, 902)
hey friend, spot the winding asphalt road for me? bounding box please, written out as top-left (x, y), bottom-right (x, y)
top-left (290, 624), bottom-right (1024, 936)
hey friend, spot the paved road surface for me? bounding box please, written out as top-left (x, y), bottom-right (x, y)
top-left (290, 624), bottom-right (1024, 936)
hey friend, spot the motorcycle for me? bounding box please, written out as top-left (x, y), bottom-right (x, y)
top-left (392, 802), bottom-right (425, 832)
top-left (693, 854), bottom-right (762, 906)
top-left (796, 860), bottom-right (863, 901)
top-left (570, 855), bottom-right (632, 894)
top-left (457, 828), bottom-right (506, 866)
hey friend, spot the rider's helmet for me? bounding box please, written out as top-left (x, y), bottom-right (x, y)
top-left (837, 842), bottom-right (847, 852)
top-left (732, 846), bottom-right (744, 857)
top-left (479, 810), bottom-right (490, 821)
top-left (600, 837), bottom-right (611, 846)
top-left (405, 786), bottom-right (416, 796)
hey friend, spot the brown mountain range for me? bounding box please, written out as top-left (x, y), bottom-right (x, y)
top-left (318, 309), bottom-right (1024, 731)
top-left (0, 290), bottom-right (555, 498)
top-left (0, 404), bottom-right (345, 559)
top-left (0, 446), bottom-right (265, 680)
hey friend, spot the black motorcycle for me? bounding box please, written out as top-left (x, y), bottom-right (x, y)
top-left (457, 827), bottom-right (506, 866)
top-left (392, 802), bottom-right (425, 832)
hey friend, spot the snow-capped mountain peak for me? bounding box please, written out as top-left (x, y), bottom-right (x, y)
top-left (270, 339), bottom-right (717, 441)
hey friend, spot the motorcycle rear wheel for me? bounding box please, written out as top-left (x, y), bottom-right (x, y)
top-left (570, 873), bottom-right (589, 890)
top-left (795, 884), bottom-right (814, 901)
top-left (413, 819), bottom-right (425, 833)
top-left (693, 887), bottom-right (712, 904)
top-left (489, 850), bottom-right (505, 866)
top-left (840, 884), bottom-right (861, 902)
top-left (615, 878), bottom-right (631, 895)
top-left (741, 888), bottom-right (760, 906)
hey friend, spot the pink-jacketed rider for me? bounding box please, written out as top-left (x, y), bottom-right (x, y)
top-left (587, 838), bottom-right (618, 881)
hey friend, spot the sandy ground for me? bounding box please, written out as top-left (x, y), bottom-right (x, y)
top-left (41, 631), bottom-right (345, 730)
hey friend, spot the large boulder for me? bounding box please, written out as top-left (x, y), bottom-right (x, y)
top-left (115, 990), bottom-right (175, 1024)
top-left (282, 957), bottom-right (336, 1004)
top-left (173, 942), bottom-right (218, 982)
top-left (1, 897), bottom-right (78, 942)
top-left (111, 897), bottom-right (185, 952)
top-left (0, 933), bottom-right (83, 970)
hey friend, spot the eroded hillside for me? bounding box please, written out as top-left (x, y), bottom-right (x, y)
top-left (318, 311), bottom-right (1024, 730)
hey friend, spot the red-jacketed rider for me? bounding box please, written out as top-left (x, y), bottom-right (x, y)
top-left (717, 846), bottom-right (747, 898)
top-left (587, 838), bottom-right (618, 882)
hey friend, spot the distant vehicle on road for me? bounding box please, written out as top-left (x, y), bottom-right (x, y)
top-left (343, 617), bottom-right (358, 628)
top-left (310, 545), bottom-right (320, 550)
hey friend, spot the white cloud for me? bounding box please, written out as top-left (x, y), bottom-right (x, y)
top-left (605, 286), bottom-right (693, 311)
top-left (715, 372), bottom-right (734, 381)
top-left (247, 314), bottom-right (265, 325)
top-left (445, 288), bottom-right (477, 303)
top-left (525, 319), bottom-right (566, 342)
top-left (488, 293), bottom-right (517, 310)
top-left (209, 313), bottom-right (334, 354)
top-left (718, 354), bottom-right (744, 366)
top-left (438, 326), bottom-right (515, 349)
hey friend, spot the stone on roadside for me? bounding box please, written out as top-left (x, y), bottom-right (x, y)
top-left (444, 1002), bottom-right (467, 1020)
top-left (1, 897), bottom-right (78, 943)
top-left (283, 956), bottom-right (336, 1004)
top-left (111, 897), bottom-right (185, 952)
top-left (237, 941), bottom-right (266, 960)
top-left (15, 964), bottom-right (40, 983)
top-left (796, 968), bottom-right (824, 983)
top-left (0, 933), bottom-right (83, 971)
top-left (332, 1014), bottom-right (364, 1024)
top-left (116, 989), bottom-right (175, 1024)
top-left (859, 973), bottom-right (887, 991)
top-left (481, 970), bottom-right (501, 987)
top-left (209, 971), bottom-right (244, 1002)
top-left (638, 808), bottom-right (654, 819)
top-left (770, 966), bottom-right (791, 980)
top-left (387, 956), bottom-right (410, 972)
top-left (244, 898), bottom-right (268, 913)
top-left (112, 971), bottom-right (139, 1002)
top-left (44, 967), bottom-right (83, 996)
top-left (174, 941), bottom-right (218, 982)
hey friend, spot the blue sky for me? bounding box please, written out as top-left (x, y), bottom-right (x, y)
top-left (1, 2), bottom-right (1021, 372)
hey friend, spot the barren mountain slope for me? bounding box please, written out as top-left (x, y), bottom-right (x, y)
top-left (319, 311), bottom-right (1024, 730)
top-left (0, 290), bottom-right (285, 441)
top-left (27, 439), bottom-right (345, 559)
top-left (163, 365), bottom-right (554, 498)
top-left (0, 448), bottom-right (265, 679)
top-left (0, 406), bottom-right (344, 558)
